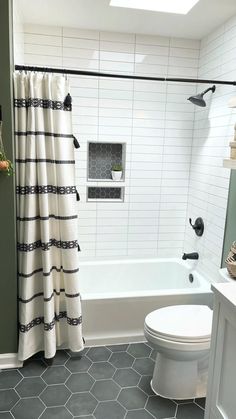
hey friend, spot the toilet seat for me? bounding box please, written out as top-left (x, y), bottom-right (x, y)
top-left (145, 305), bottom-right (212, 344)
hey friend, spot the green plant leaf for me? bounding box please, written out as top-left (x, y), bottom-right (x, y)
top-left (112, 163), bottom-right (122, 171)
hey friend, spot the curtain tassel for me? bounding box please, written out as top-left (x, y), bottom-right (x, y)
top-left (73, 135), bottom-right (80, 149)
top-left (64, 93), bottom-right (72, 110)
top-left (78, 244), bottom-right (81, 252)
top-left (76, 190), bottom-right (80, 201)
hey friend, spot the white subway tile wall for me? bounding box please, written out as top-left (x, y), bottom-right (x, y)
top-left (13, 0), bottom-right (24, 64)
top-left (184, 16), bottom-right (236, 281)
top-left (22, 24), bottom-right (199, 260)
top-left (20, 22), bottom-right (235, 279)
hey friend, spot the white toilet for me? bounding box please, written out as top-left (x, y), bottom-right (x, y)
top-left (144, 305), bottom-right (212, 400)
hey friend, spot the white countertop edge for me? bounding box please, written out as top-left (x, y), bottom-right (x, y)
top-left (211, 282), bottom-right (236, 308)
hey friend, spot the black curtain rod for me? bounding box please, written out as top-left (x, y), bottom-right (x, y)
top-left (15, 65), bottom-right (236, 86)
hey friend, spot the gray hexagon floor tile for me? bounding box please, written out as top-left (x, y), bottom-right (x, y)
top-left (66, 356), bottom-right (92, 373)
top-left (174, 398), bottom-right (193, 404)
top-left (39, 406), bottom-right (72, 419)
top-left (42, 366), bottom-right (70, 384)
top-left (176, 403), bottom-right (204, 418)
top-left (15, 377), bottom-right (46, 397)
top-left (40, 384), bottom-right (71, 406)
top-left (66, 392), bottom-right (97, 416)
top-left (66, 372), bottom-right (95, 392)
top-left (89, 362), bottom-right (115, 380)
top-left (125, 409), bottom-right (156, 419)
top-left (0, 343), bottom-right (206, 419)
top-left (74, 417), bottom-right (94, 419)
top-left (146, 395), bottom-right (177, 419)
top-left (0, 389), bottom-right (19, 411)
top-left (0, 370), bottom-right (22, 390)
top-left (67, 347), bottom-right (88, 357)
top-left (91, 379), bottom-right (120, 401)
top-left (44, 350), bottom-right (69, 366)
top-left (138, 375), bottom-right (155, 396)
top-left (94, 401), bottom-right (126, 419)
top-left (145, 341), bottom-right (155, 350)
top-left (20, 359), bottom-right (47, 377)
top-left (107, 344), bottom-right (128, 352)
top-left (195, 398), bottom-right (206, 409)
top-left (127, 343), bottom-right (151, 358)
top-left (133, 358), bottom-right (154, 375)
top-left (87, 346), bottom-right (111, 362)
top-left (11, 397), bottom-right (45, 419)
top-left (113, 368), bottom-right (140, 387)
top-left (118, 387), bottom-right (147, 410)
top-left (109, 352), bottom-right (134, 368)
top-left (150, 348), bottom-right (158, 361)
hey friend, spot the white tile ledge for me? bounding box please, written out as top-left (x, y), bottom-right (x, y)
top-left (87, 180), bottom-right (127, 187)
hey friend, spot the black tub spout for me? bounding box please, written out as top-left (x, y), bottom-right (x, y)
top-left (182, 252), bottom-right (199, 260)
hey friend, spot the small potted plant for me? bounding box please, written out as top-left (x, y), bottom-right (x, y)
top-left (0, 151), bottom-right (13, 176)
top-left (111, 163), bottom-right (123, 181)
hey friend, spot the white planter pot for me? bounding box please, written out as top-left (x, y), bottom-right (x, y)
top-left (111, 170), bottom-right (122, 181)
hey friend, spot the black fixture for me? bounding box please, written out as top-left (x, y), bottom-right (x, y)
top-left (73, 135), bottom-right (80, 149)
top-left (189, 217), bottom-right (204, 237)
top-left (189, 273), bottom-right (194, 283)
top-left (182, 252), bottom-right (199, 260)
top-left (14, 65), bottom-right (236, 86)
top-left (64, 93), bottom-right (72, 108)
top-left (188, 85), bottom-right (216, 107)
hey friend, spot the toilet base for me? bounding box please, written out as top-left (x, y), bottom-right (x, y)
top-left (151, 353), bottom-right (208, 400)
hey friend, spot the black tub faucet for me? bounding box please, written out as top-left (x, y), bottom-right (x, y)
top-left (182, 252), bottom-right (199, 260)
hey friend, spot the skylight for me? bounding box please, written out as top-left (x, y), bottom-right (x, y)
top-left (109, 0), bottom-right (200, 15)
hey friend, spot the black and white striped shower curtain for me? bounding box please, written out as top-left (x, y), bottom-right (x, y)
top-left (14, 72), bottom-right (83, 361)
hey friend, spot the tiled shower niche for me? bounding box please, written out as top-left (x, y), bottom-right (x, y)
top-left (88, 142), bottom-right (125, 181)
top-left (87, 142), bottom-right (125, 202)
top-left (88, 186), bottom-right (124, 201)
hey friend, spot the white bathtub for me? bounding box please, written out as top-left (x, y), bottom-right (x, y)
top-left (79, 258), bottom-right (212, 346)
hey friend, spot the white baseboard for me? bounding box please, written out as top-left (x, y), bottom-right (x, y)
top-left (84, 334), bottom-right (146, 347)
top-left (0, 353), bottom-right (23, 370)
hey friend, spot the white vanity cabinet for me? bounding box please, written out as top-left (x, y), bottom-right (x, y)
top-left (205, 283), bottom-right (236, 419)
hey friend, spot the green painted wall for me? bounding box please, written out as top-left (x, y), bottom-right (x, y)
top-left (222, 171), bottom-right (236, 265)
top-left (0, 0), bottom-right (18, 353)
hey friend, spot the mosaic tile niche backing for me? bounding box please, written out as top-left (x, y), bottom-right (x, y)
top-left (88, 187), bottom-right (122, 200)
top-left (88, 143), bottom-right (123, 180)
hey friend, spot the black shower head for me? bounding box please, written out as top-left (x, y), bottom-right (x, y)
top-left (188, 93), bottom-right (206, 107)
top-left (188, 85), bottom-right (216, 107)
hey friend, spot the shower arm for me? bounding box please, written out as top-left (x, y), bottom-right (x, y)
top-left (14, 65), bottom-right (236, 86)
top-left (202, 86), bottom-right (216, 95)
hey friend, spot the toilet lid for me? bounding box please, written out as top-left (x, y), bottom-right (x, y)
top-left (145, 305), bottom-right (212, 342)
